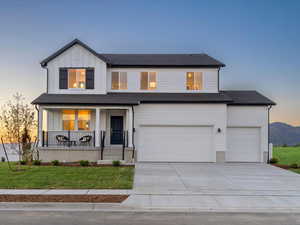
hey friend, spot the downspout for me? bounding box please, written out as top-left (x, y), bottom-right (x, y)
top-left (267, 105), bottom-right (272, 163)
top-left (131, 105), bottom-right (135, 159)
top-left (217, 67), bottom-right (220, 92)
top-left (35, 105), bottom-right (39, 145)
top-left (46, 68), bottom-right (49, 93)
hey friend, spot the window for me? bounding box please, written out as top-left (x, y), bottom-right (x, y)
top-left (111, 72), bottom-right (127, 90)
top-left (141, 72), bottom-right (157, 90)
top-left (186, 72), bottom-right (203, 90)
top-left (68, 69), bottom-right (86, 89)
top-left (78, 110), bottom-right (91, 131)
top-left (62, 110), bottom-right (91, 131)
top-left (62, 110), bottom-right (75, 130)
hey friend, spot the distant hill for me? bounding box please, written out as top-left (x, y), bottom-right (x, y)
top-left (270, 122), bottom-right (300, 146)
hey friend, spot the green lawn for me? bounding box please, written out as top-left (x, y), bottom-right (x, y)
top-left (273, 146), bottom-right (300, 165)
top-left (0, 163), bottom-right (134, 189)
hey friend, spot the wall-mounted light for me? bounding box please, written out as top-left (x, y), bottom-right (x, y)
top-left (217, 128), bottom-right (221, 133)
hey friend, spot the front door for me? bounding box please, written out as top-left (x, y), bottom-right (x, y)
top-left (110, 116), bottom-right (124, 144)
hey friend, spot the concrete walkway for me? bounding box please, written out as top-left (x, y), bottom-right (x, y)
top-left (123, 163), bottom-right (300, 212)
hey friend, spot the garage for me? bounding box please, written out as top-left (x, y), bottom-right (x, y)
top-left (138, 125), bottom-right (214, 162)
top-left (226, 127), bottom-right (261, 162)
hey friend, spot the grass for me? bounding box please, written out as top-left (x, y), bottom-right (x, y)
top-left (273, 146), bottom-right (300, 165)
top-left (0, 163), bottom-right (134, 189)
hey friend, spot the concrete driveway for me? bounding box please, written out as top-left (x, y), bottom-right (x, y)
top-left (123, 163), bottom-right (300, 211)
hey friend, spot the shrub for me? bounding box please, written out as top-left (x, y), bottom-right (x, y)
top-left (51, 160), bottom-right (60, 166)
top-left (290, 163), bottom-right (298, 169)
top-left (269, 157), bottom-right (279, 164)
top-left (79, 160), bottom-right (89, 167)
top-left (112, 160), bottom-right (121, 167)
top-left (33, 160), bottom-right (41, 166)
top-left (19, 160), bottom-right (27, 165)
top-left (1, 157), bottom-right (5, 162)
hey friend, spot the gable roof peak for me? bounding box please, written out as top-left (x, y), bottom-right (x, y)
top-left (40, 39), bottom-right (109, 67)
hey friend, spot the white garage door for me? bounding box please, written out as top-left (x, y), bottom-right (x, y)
top-left (138, 125), bottom-right (213, 162)
top-left (226, 127), bottom-right (261, 162)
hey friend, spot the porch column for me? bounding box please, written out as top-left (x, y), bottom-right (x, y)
top-left (127, 107), bottom-right (133, 147)
top-left (38, 106), bottom-right (43, 147)
top-left (95, 108), bottom-right (101, 147)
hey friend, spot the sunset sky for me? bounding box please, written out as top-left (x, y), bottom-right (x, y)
top-left (0, 0), bottom-right (299, 126)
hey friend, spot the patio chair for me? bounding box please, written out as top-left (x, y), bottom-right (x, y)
top-left (56, 135), bottom-right (70, 146)
top-left (79, 135), bottom-right (92, 146)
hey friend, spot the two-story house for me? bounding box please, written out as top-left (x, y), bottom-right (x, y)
top-left (32, 39), bottom-right (275, 163)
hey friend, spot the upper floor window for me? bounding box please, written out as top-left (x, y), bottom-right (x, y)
top-left (186, 72), bottom-right (203, 90)
top-left (141, 72), bottom-right (157, 90)
top-left (62, 109), bottom-right (91, 131)
top-left (59, 68), bottom-right (94, 90)
top-left (111, 72), bottom-right (127, 90)
top-left (68, 69), bottom-right (86, 89)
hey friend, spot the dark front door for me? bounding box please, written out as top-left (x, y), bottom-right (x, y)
top-left (110, 116), bottom-right (124, 144)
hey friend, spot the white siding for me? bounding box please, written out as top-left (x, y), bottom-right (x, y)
top-left (47, 44), bottom-right (107, 94)
top-left (134, 104), bottom-right (227, 162)
top-left (107, 68), bottom-right (219, 93)
top-left (227, 106), bottom-right (268, 162)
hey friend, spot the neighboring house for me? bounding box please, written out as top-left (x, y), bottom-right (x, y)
top-left (32, 39), bottom-right (275, 163)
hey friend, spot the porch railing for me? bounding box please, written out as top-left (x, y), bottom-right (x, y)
top-left (42, 130), bottom-right (96, 148)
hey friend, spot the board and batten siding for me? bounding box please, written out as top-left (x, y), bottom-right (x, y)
top-left (227, 106), bottom-right (269, 162)
top-left (47, 44), bottom-right (107, 94)
top-left (107, 68), bottom-right (219, 93)
top-left (134, 104), bottom-right (227, 162)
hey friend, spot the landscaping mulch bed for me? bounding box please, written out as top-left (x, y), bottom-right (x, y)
top-left (0, 195), bottom-right (129, 203)
top-left (272, 164), bottom-right (291, 169)
top-left (39, 162), bottom-right (134, 168)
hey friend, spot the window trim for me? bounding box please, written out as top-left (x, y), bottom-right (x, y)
top-left (186, 72), bottom-right (203, 90)
top-left (111, 71), bottom-right (128, 90)
top-left (140, 71), bottom-right (157, 90)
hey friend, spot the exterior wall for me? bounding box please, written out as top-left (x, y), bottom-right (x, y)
top-left (227, 106), bottom-right (269, 162)
top-left (39, 148), bottom-right (133, 163)
top-left (107, 68), bottom-right (219, 93)
top-left (134, 104), bottom-right (227, 162)
top-left (47, 44), bottom-right (107, 94)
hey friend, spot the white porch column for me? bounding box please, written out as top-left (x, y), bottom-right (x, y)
top-left (127, 107), bottom-right (133, 147)
top-left (38, 106), bottom-right (43, 147)
top-left (95, 108), bottom-right (101, 147)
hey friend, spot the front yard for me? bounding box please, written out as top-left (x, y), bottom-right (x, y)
top-left (0, 163), bottom-right (134, 189)
top-left (273, 146), bottom-right (300, 174)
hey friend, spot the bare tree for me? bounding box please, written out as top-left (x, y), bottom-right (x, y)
top-left (0, 93), bottom-right (36, 163)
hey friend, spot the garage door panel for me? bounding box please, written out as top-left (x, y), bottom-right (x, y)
top-left (227, 127), bottom-right (260, 162)
top-left (138, 126), bottom-right (213, 162)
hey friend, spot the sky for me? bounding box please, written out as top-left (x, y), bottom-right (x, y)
top-left (0, 0), bottom-right (299, 125)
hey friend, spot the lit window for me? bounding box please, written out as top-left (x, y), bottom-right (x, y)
top-left (111, 72), bottom-right (127, 90)
top-left (78, 110), bottom-right (91, 131)
top-left (62, 110), bottom-right (75, 130)
top-left (186, 72), bottom-right (203, 90)
top-left (68, 69), bottom-right (86, 89)
top-left (141, 72), bottom-right (157, 90)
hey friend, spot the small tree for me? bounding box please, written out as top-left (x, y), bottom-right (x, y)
top-left (0, 93), bottom-right (36, 163)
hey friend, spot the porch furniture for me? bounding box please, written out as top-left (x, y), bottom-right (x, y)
top-left (56, 135), bottom-right (76, 146)
top-left (79, 135), bottom-right (92, 145)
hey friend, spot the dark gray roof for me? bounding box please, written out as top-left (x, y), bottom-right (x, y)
top-left (40, 39), bottom-right (225, 68)
top-left (102, 54), bottom-right (225, 68)
top-left (223, 90), bottom-right (276, 106)
top-left (32, 91), bottom-right (275, 106)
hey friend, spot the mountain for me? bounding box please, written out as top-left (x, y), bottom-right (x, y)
top-left (270, 122), bottom-right (300, 146)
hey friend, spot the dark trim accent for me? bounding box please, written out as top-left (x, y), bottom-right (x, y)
top-left (40, 39), bottom-right (109, 67)
top-left (59, 67), bottom-right (94, 69)
top-left (227, 103), bottom-right (276, 106)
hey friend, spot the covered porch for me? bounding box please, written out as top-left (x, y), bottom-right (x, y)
top-left (37, 105), bottom-right (134, 163)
